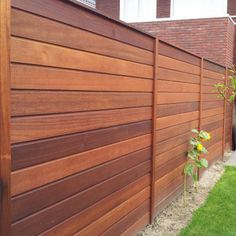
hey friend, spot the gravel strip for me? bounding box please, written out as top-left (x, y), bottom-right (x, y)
top-left (138, 159), bottom-right (227, 236)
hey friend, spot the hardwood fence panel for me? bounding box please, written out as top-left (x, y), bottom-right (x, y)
top-left (0, 1), bottom-right (231, 235)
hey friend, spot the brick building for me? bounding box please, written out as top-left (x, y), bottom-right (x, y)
top-left (96, 0), bottom-right (236, 67)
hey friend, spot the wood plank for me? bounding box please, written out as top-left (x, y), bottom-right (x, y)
top-left (202, 120), bottom-right (223, 132)
top-left (159, 41), bottom-right (201, 66)
top-left (202, 85), bottom-right (217, 94)
top-left (202, 107), bottom-right (224, 118)
top-left (203, 77), bottom-right (223, 86)
top-left (11, 107), bottom-right (152, 143)
top-left (11, 64), bottom-right (153, 92)
top-left (11, 163), bottom-right (150, 235)
top-left (203, 69), bottom-right (225, 80)
top-left (12, 120), bottom-right (151, 170)
top-left (0, 0), bottom-right (11, 234)
top-left (158, 55), bottom-right (200, 75)
top-left (11, 9), bottom-right (153, 65)
top-left (202, 93), bottom-right (222, 102)
top-left (158, 68), bottom-right (200, 84)
top-left (156, 131), bottom-right (192, 155)
top-left (11, 90), bottom-right (152, 116)
top-left (202, 101), bottom-right (224, 110)
top-left (120, 213), bottom-right (149, 236)
top-left (156, 111), bottom-right (199, 130)
top-left (11, 134), bottom-right (151, 196)
top-left (11, 0), bottom-right (154, 51)
top-left (11, 37), bottom-right (153, 78)
top-left (12, 148), bottom-right (151, 222)
top-left (157, 102), bottom-right (199, 118)
top-left (101, 200), bottom-right (149, 236)
top-left (75, 194), bottom-right (149, 236)
top-left (157, 80), bottom-right (199, 93)
top-left (203, 60), bottom-right (225, 74)
top-left (201, 114), bottom-right (224, 126)
top-left (156, 120), bottom-right (198, 143)
top-left (41, 175), bottom-right (150, 236)
top-left (157, 93), bottom-right (199, 104)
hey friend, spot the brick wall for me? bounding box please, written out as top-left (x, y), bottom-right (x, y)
top-left (96, 0), bottom-right (120, 19)
top-left (157, 0), bottom-right (170, 18)
top-left (132, 17), bottom-right (235, 66)
top-left (228, 0), bottom-right (236, 16)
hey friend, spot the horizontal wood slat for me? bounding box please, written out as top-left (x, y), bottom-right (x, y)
top-left (11, 9), bottom-right (153, 65)
top-left (11, 37), bottom-right (153, 78)
top-left (11, 107), bottom-right (152, 143)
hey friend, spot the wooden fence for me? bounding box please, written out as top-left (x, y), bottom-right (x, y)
top-left (0, 0), bottom-right (232, 235)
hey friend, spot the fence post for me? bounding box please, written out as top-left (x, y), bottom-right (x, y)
top-left (150, 38), bottom-right (158, 223)
top-left (199, 58), bottom-right (204, 130)
top-left (0, 0), bottom-right (11, 235)
top-left (222, 67), bottom-right (227, 158)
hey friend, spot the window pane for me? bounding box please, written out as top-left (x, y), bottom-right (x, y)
top-left (172, 0), bottom-right (227, 18)
top-left (139, 0), bottom-right (156, 21)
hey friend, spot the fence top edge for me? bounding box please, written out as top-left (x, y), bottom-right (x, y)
top-left (68, 0), bottom-right (155, 39)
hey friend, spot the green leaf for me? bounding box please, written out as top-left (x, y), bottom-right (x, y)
top-left (193, 172), bottom-right (198, 182)
top-left (201, 146), bottom-right (208, 154)
top-left (200, 158), bottom-right (208, 168)
top-left (191, 129), bottom-right (199, 134)
top-left (184, 163), bottom-right (194, 176)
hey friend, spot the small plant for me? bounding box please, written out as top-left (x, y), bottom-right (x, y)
top-left (214, 67), bottom-right (236, 104)
top-left (184, 129), bottom-right (211, 203)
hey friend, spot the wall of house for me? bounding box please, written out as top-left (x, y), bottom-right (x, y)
top-left (228, 0), bottom-right (236, 15)
top-left (96, 0), bottom-right (120, 19)
top-left (132, 17), bottom-right (235, 67)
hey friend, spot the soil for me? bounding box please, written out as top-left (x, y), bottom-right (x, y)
top-left (137, 156), bottom-right (230, 236)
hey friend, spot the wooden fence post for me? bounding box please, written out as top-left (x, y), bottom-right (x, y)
top-left (199, 58), bottom-right (204, 130)
top-left (0, 0), bottom-right (11, 235)
top-left (222, 67), bottom-right (227, 158)
top-left (150, 38), bottom-right (158, 223)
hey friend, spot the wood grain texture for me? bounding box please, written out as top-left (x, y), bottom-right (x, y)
top-left (159, 41), bottom-right (201, 66)
top-left (11, 134), bottom-right (151, 196)
top-left (0, 0), bottom-right (11, 234)
top-left (158, 55), bottom-right (200, 75)
top-left (12, 121), bottom-right (151, 170)
top-left (158, 67), bottom-right (200, 84)
top-left (11, 163), bottom-right (150, 235)
top-left (75, 193), bottom-right (149, 236)
top-left (42, 175), bottom-right (150, 236)
top-left (11, 9), bottom-right (153, 65)
top-left (12, 148), bottom-right (151, 222)
top-left (203, 69), bottom-right (225, 80)
top-left (11, 64), bottom-right (153, 92)
top-left (157, 93), bottom-right (199, 104)
top-left (11, 0), bottom-right (154, 51)
top-left (156, 111), bottom-right (199, 130)
top-left (11, 90), bottom-right (152, 116)
top-left (157, 102), bottom-right (199, 118)
top-left (11, 107), bottom-right (152, 143)
top-left (11, 37), bottom-right (153, 79)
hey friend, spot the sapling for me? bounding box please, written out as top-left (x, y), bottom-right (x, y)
top-left (184, 129), bottom-right (210, 204)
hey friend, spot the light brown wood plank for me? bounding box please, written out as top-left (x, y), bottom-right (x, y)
top-left (11, 37), bottom-right (153, 78)
top-left (157, 93), bottom-right (199, 104)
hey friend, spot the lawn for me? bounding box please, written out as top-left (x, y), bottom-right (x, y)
top-left (179, 166), bottom-right (236, 236)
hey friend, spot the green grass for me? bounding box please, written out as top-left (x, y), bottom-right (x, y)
top-left (179, 166), bottom-right (236, 236)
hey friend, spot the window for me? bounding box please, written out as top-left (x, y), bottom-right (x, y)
top-left (120, 0), bottom-right (157, 22)
top-left (171, 0), bottom-right (227, 19)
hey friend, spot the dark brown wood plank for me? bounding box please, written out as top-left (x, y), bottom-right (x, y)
top-left (41, 175), bottom-right (150, 236)
top-left (11, 107), bottom-right (152, 143)
top-left (203, 59), bottom-right (225, 74)
top-left (12, 147), bottom-right (151, 222)
top-left (11, 0), bottom-right (154, 51)
top-left (11, 90), bottom-right (152, 116)
top-left (0, 0), bottom-right (11, 234)
top-left (11, 134), bottom-right (151, 196)
top-left (101, 200), bottom-right (149, 236)
top-left (12, 120), bottom-right (151, 170)
top-left (11, 162), bottom-right (150, 235)
top-left (157, 102), bottom-right (199, 118)
top-left (11, 9), bottom-right (153, 65)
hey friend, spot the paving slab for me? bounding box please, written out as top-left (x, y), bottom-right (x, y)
top-left (225, 151), bottom-right (236, 166)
